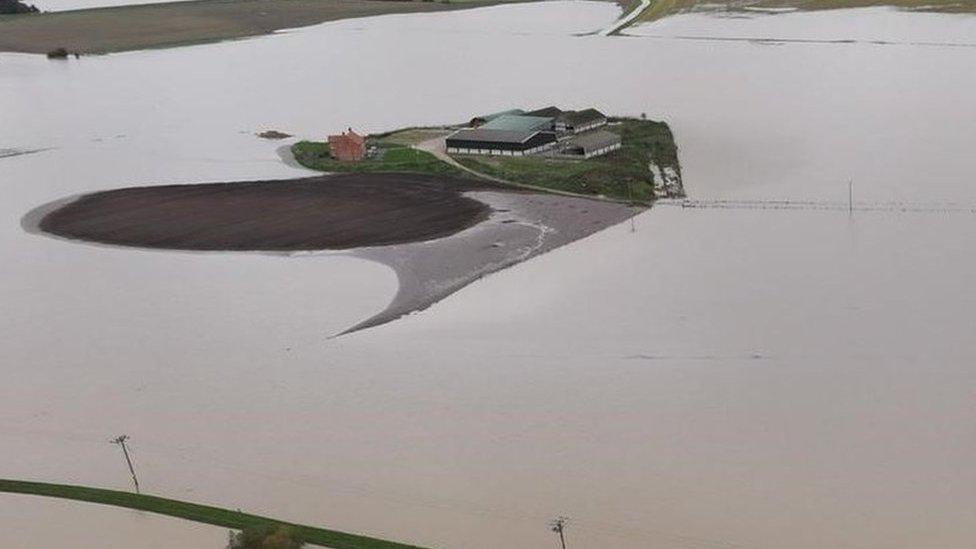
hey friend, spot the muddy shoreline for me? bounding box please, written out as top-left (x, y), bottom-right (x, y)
top-left (27, 172), bottom-right (641, 333)
top-left (347, 188), bottom-right (641, 333)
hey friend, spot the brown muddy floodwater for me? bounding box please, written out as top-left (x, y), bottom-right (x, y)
top-left (2, 3), bottom-right (976, 549)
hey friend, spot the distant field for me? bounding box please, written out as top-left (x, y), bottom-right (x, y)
top-left (638, 0), bottom-right (976, 22)
top-left (0, 0), bottom-right (524, 54)
top-left (4, 0), bottom-right (963, 54)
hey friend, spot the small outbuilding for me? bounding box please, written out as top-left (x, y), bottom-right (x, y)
top-left (525, 106), bottom-right (564, 119)
top-left (557, 108), bottom-right (607, 134)
top-left (525, 106), bottom-right (608, 135)
top-left (328, 128), bottom-right (366, 162)
top-left (560, 130), bottom-right (621, 159)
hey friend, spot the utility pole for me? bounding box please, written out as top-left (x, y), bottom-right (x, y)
top-left (111, 435), bottom-right (140, 494)
top-left (549, 516), bottom-right (569, 549)
top-left (629, 182), bottom-right (636, 233)
top-left (848, 178), bottom-right (854, 215)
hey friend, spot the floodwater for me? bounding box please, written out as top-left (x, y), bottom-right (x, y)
top-left (1, 493), bottom-right (227, 548)
top-left (2, 3), bottom-right (975, 549)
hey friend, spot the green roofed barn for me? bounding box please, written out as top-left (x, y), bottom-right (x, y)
top-left (448, 105), bottom-right (614, 159)
top-left (481, 115), bottom-right (554, 132)
top-left (469, 109), bottom-right (525, 127)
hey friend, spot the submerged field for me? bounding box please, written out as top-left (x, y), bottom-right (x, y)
top-left (2, 0), bottom-right (972, 54)
top-left (6, 0), bottom-right (969, 54)
top-left (0, 0), bottom-right (523, 54)
top-left (638, 0), bottom-right (976, 22)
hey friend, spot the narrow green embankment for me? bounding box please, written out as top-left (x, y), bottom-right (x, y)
top-left (0, 479), bottom-right (427, 549)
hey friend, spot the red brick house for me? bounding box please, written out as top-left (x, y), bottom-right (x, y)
top-left (327, 128), bottom-right (366, 162)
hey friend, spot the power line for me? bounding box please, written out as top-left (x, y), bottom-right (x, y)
top-left (661, 197), bottom-right (976, 214)
top-left (6, 426), bottom-right (745, 549)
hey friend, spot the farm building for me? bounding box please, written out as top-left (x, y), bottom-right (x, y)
top-left (560, 130), bottom-right (621, 159)
top-left (449, 106), bottom-right (613, 158)
top-left (327, 128), bottom-right (366, 161)
top-left (558, 108), bottom-right (607, 134)
top-left (524, 106), bottom-right (608, 135)
top-left (446, 128), bottom-right (556, 156)
top-left (469, 109), bottom-right (525, 127)
top-left (481, 114), bottom-right (554, 132)
top-left (525, 106), bottom-right (564, 119)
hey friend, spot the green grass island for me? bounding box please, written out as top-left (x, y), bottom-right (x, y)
top-left (292, 111), bottom-right (683, 203)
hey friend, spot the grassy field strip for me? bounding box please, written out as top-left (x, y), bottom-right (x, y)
top-left (292, 140), bottom-right (464, 177)
top-left (3, 0), bottom-right (973, 54)
top-left (0, 479), bottom-right (429, 549)
top-left (602, 0), bottom-right (651, 35)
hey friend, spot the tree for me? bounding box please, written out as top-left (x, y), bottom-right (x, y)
top-left (0, 0), bottom-right (40, 14)
top-left (227, 524), bottom-right (305, 549)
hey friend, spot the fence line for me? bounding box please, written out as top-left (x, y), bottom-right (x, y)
top-left (657, 198), bottom-right (976, 214)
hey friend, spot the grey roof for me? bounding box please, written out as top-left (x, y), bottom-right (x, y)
top-left (566, 130), bottom-right (621, 151)
top-left (475, 109), bottom-right (525, 122)
top-left (560, 108), bottom-right (607, 126)
top-left (481, 115), bottom-right (553, 132)
top-left (525, 106), bottom-right (564, 118)
top-left (448, 128), bottom-right (542, 144)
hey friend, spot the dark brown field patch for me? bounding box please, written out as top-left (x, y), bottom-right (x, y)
top-left (38, 173), bottom-right (492, 251)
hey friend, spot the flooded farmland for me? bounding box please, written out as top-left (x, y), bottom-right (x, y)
top-left (2, 3), bottom-right (975, 548)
